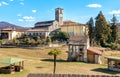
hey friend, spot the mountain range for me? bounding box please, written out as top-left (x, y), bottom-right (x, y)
top-left (0, 21), bottom-right (24, 29)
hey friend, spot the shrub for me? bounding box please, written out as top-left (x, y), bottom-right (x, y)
top-left (13, 39), bottom-right (20, 45)
top-left (103, 43), bottom-right (120, 50)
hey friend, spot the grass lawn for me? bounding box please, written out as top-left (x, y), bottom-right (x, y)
top-left (0, 46), bottom-right (120, 77)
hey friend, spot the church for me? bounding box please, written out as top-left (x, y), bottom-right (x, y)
top-left (26, 8), bottom-right (63, 38)
top-left (26, 7), bottom-right (89, 39)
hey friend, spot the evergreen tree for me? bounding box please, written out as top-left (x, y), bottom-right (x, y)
top-left (111, 15), bottom-right (118, 43)
top-left (46, 36), bottom-right (51, 44)
top-left (87, 17), bottom-right (94, 46)
top-left (95, 11), bottom-right (111, 46)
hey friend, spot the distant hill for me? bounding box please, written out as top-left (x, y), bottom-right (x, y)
top-left (0, 21), bottom-right (24, 29)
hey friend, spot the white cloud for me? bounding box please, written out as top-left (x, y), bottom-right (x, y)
top-left (20, 2), bottom-right (24, 5)
top-left (0, 3), bottom-right (1, 6)
top-left (32, 10), bottom-right (37, 13)
top-left (23, 16), bottom-right (35, 22)
top-left (17, 14), bottom-right (22, 17)
top-left (10, 0), bottom-right (14, 1)
top-left (116, 14), bottom-right (120, 17)
top-left (23, 16), bottom-right (34, 19)
top-left (109, 10), bottom-right (120, 15)
top-left (18, 19), bottom-right (24, 22)
top-left (2, 1), bottom-right (9, 5)
top-left (86, 4), bottom-right (102, 8)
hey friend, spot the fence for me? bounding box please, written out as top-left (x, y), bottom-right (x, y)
top-left (27, 74), bottom-right (120, 77)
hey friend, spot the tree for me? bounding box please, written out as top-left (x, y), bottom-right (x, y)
top-left (87, 17), bottom-right (94, 46)
top-left (24, 37), bottom-right (31, 45)
top-left (95, 11), bottom-right (111, 46)
top-left (110, 15), bottom-right (119, 43)
top-left (46, 36), bottom-right (51, 45)
top-left (33, 36), bottom-right (42, 44)
top-left (51, 31), bottom-right (69, 42)
top-left (0, 40), bottom-right (2, 47)
top-left (13, 39), bottom-right (20, 45)
top-left (48, 48), bottom-right (61, 75)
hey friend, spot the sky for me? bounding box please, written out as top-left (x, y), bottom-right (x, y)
top-left (0, 0), bottom-right (120, 27)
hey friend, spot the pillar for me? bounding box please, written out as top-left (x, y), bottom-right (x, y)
top-left (22, 61), bottom-right (24, 69)
top-left (67, 44), bottom-right (71, 61)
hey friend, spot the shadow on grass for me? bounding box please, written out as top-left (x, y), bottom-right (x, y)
top-left (36, 66), bottom-right (44, 69)
top-left (91, 68), bottom-right (120, 75)
top-left (41, 58), bottom-right (67, 62)
top-left (41, 58), bottom-right (89, 63)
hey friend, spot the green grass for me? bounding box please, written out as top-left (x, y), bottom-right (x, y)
top-left (0, 46), bottom-right (120, 77)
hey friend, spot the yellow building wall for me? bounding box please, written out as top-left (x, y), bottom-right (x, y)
top-left (61, 25), bottom-right (86, 36)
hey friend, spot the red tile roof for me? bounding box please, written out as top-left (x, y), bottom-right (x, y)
top-left (87, 47), bottom-right (102, 55)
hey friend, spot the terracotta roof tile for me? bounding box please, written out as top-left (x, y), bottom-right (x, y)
top-left (87, 47), bottom-right (102, 55)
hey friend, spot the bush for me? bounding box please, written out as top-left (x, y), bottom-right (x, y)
top-left (102, 43), bottom-right (112, 48)
top-left (110, 43), bottom-right (120, 50)
top-left (103, 43), bottom-right (120, 50)
top-left (30, 39), bottom-right (36, 45)
top-left (13, 39), bottom-right (20, 45)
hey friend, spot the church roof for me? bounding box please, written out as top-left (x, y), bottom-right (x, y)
top-left (35, 20), bottom-right (55, 25)
top-left (34, 20), bottom-right (55, 28)
top-left (62, 20), bottom-right (86, 27)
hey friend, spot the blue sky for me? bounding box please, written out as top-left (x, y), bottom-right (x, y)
top-left (0, 0), bottom-right (120, 27)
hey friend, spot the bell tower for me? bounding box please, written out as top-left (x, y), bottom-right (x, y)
top-left (55, 8), bottom-right (63, 26)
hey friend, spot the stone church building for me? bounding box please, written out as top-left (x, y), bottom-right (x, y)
top-left (26, 8), bottom-right (63, 38)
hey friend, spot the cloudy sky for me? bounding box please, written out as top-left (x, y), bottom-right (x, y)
top-left (0, 0), bottom-right (120, 27)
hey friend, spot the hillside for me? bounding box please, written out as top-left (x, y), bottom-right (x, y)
top-left (0, 21), bottom-right (24, 29)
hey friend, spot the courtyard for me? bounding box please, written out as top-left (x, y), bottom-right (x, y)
top-left (0, 46), bottom-right (120, 77)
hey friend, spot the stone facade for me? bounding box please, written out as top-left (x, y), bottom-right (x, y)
top-left (26, 8), bottom-right (63, 38)
top-left (68, 36), bottom-right (89, 62)
top-left (67, 35), bottom-right (102, 64)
